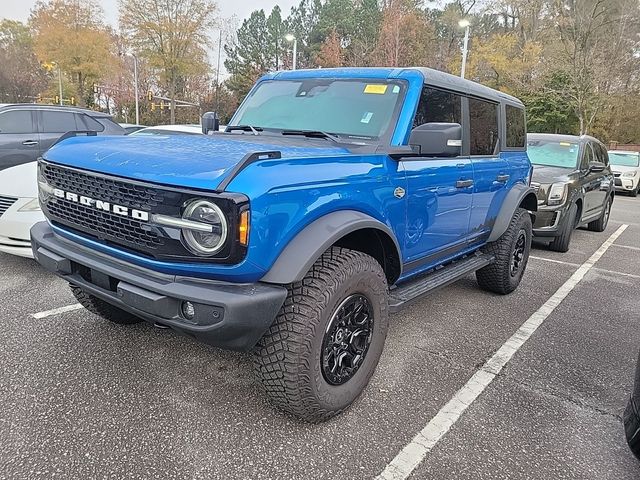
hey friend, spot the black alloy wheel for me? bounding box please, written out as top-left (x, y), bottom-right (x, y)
top-left (510, 229), bottom-right (527, 277)
top-left (321, 294), bottom-right (374, 386)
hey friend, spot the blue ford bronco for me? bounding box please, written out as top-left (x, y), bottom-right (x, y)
top-left (32, 67), bottom-right (537, 422)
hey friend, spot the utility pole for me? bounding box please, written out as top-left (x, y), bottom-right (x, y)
top-left (459, 19), bottom-right (471, 79)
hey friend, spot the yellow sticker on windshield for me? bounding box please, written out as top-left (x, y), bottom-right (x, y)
top-left (364, 84), bottom-right (388, 95)
top-left (559, 142), bottom-right (572, 146)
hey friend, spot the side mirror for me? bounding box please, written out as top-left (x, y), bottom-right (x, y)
top-left (202, 112), bottom-right (219, 135)
top-left (409, 122), bottom-right (462, 157)
top-left (588, 161), bottom-right (606, 173)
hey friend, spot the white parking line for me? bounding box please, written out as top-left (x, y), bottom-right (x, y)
top-left (611, 244), bottom-right (640, 253)
top-left (529, 255), bottom-right (581, 267)
top-left (32, 303), bottom-right (83, 319)
top-left (377, 224), bottom-right (629, 480)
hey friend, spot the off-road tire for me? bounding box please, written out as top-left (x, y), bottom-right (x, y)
top-left (587, 196), bottom-right (612, 232)
top-left (476, 207), bottom-right (532, 295)
top-left (549, 203), bottom-right (578, 253)
top-left (71, 285), bottom-right (143, 325)
top-left (624, 396), bottom-right (640, 460)
top-left (253, 247), bottom-right (389, 423)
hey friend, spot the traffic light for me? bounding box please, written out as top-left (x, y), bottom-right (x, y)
top-left (93, 83), bottom-right (99, 94)
top-left (70, 96), bottom-right (75, 105)
top-left (147, 91), bottom-right (153, 101)
top-left (151, 102), bottom-right (155, 111)
top-left (160, 100), bottom-right (165, 111)
top-left (54, 95), bottom-right (60, 104)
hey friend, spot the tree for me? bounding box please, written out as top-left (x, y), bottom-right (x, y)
top-left (30, 0), bottom-right (114, 107)
top-left (119, 0), bottom-right (217, 123)
top-left (0, 20), bottom-right (48, 103)
top-left (316, 28), bottom-right (344, 67)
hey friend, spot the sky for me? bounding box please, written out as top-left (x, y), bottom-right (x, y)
top-left (1, 0), bottom-right (300, 28)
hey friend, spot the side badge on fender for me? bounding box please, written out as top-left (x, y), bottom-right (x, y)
top-left (394, 187), bottom-right (406, 199)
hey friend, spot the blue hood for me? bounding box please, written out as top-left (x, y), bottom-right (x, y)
top-left (43, 134), bottom-right (351, 191)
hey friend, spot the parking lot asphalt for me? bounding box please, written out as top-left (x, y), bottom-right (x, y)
top-left (1, 196), bottom-right (639, 480)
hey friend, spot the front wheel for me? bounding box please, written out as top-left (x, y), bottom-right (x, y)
top-left (549, 203), bottom-right (577, 253)
top-left (253, 247), bottom-right (389, 423)
top-left (476, 207), bottom-right (532, 295)
top-left (587, 196), bottom-right (612, 232)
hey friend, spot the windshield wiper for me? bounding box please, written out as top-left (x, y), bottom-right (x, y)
top-left (281, 129), bottom-right (342, 144)
top-left (226, 125), bottom-right (262, 135)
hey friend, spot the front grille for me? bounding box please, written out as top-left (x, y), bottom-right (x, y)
top-left (0, 195), bottom-right (18, 217)
top-left (42, 162), bottom-right (165, 251)
top-left (39, 161), bottom-right (250, 264)
top-left (614, 173), bottom-right (621, 178)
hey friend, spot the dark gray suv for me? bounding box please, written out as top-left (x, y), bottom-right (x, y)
top-left (0, 104), bottom-right (125, 171)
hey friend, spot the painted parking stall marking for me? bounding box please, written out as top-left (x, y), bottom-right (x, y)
top-left (377, 224), bottom-right (629, 480)
top-left (32, 303), bottom-right (83, 319)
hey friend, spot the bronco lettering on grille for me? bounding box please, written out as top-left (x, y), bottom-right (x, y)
top-left (53, 188), bottom-right (150, 222)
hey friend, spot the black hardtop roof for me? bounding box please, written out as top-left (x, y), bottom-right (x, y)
top-left (527, 132), bottom-right (605, 146)
top-left (0, 103), bottom-right (113, 117)
top-left (412, 67), bottom-right (524, 107)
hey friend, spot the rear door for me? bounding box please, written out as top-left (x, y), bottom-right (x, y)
top-left (37, 109), bottom-right (80, 154)
top-left (401, 87), bottom-right (473, 272)
top-left (0, 109), bottom-right (40, 171)
top-left (466, 97), bottom-right (509, 244)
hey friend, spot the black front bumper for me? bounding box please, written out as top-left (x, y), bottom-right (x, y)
top-left (31, 222), bottom-right (287, 351)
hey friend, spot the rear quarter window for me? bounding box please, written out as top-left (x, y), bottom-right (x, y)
top-left (505, 105), bottom-right (525, 148)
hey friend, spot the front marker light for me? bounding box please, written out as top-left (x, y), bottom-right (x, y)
top-left (180, 199), bottom-right (228, 256)
top-left (547, 183), bottom-right (568, 206)
top-left (18, 198), bottom-right (42, 212)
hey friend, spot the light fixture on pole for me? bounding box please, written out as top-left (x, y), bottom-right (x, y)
top-left (285, 34), bottom-right (298, 70)
top-left (126, 52), bottom-right (140, 125)
top-left (458, 19), bottom-right (471, 79)
top-left (51, 61), bottom-right (63, 105)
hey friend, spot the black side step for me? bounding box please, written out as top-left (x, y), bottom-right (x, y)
top-left (389, 253), bottom-right (494, 313)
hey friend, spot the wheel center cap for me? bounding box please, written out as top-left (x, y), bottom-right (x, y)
top-left (335, 329), bottom-right (345, 342)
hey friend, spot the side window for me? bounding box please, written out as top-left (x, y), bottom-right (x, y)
top-left (76, 114), bottom-right (104, 132)
top-left (581, 143), bottom-right (594, 169)
top-left (594, 143), bottom-right (608, 165)
top-left (42, 111), bottom-right (78, 133)
top-left (413, 87), bottom-right (462, 128)
top-left (0, 110), bottom-right (35, 134)
top-left (469, 98), bottom-right (499, 156)
top-left (505, 105), bottom-right (525, 148)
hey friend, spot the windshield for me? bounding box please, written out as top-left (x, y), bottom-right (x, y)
top-left (609, 152), bottom-right (640, 167)
top-left (231, 79), bottom-right (406, 140)
top-left (527, 138), bottom-right (579, 168)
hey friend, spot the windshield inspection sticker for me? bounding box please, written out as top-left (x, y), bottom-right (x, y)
top-left (361, 112), bottom-right (373, 124)
top-left (364, 84), bottom-right (387, 95)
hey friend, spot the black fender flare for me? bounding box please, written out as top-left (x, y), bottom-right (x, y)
top-left (260, 210), bottom-right (402, 285)
top-left (487, 183), bottom-right (538, 242)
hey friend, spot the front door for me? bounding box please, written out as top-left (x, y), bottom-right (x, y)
top-left (580, 142), bottom-right (608, 219)
top-left (401, 87), bottom-right (472, 274)
top-left (0, 109), bottom-right (39, 171)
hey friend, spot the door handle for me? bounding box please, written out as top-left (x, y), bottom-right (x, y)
top-left (22, 140), bottom-right (38, 146)
top-left (496, 174), bottom-right (510, 183)
top-left (456, 179), bottom-right (474, 189)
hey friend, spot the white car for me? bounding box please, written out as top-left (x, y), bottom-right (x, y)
top-left (609, 150), bottom-right (640, 197)
top-left (0, 161), bottom-right (43, 258)
top-left (130, 124), bottom-right (203, 136)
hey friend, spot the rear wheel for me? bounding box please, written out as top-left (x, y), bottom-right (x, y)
top-left (587, 196), bottom-right (612, 232)
top-left (253, 247), bottom-right (388, 423)
top-left (71, 285), bottom-right (143, 325)
top-left (549, 203), bottom-right (578, 253)
top-left (476, 208), bottom-right (532, 295)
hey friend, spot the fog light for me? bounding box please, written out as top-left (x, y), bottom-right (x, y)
top-left (181, 301), bottom-right (195, 320)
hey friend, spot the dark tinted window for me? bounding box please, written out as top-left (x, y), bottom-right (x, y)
top-left (0, 110), bottom-right (34, 134)
top-left (42, 111), bottom-right (77, 133)
top-left (581, 143), bottom-right (594, 169)
top-left (76, 114), bottom-right (104, 132)
top-left (469, 98), bottom-right (499, 155)
top-left (593, 142), bottom-right (608, 165)
top-left (505, 105), bottom-right (525, 148)
top-left (413, 88), bottom-right (462, 127)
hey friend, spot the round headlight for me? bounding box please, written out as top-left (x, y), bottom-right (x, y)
top-left (181, 200), bottom-right (227, 256)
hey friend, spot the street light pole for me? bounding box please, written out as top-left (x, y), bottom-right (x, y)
top-left (56, 64), bottom-right (63, 105)
top-left (459, 19), bottom-right (471, 79)
top-left (127, 53), bottom-right (140, 125)
top-left (285, 34), bottom-right (298, 70)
